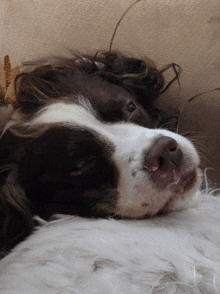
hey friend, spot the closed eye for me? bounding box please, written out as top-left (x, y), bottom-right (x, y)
top-left (70, 156), bottom-right (97, 176)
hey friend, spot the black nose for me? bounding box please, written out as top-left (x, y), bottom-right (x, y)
top-left (144, 136), bottom-right (183, 172)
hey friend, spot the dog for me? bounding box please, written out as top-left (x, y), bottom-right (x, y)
top-left (0, 51), bottom-right (200, 256)
top-left (2, 51), bottom-right (220, 293)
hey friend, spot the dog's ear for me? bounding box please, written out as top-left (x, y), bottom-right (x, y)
top-left (0, 172), bottom-right (34, 257)
top-left (14, 64), bottom-right (70, 113)
top-left (0, 166), bottom-right (34, 257)
top-left (95, 52), bottom-right (164, 107)
top-left (14, 56), bottom-right (104, 114)
top-left (0, 131), bottom-right (34, 256)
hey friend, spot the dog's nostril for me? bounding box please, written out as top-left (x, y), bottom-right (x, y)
top-left (168, 140), bottom-right (178, 152)
top-left (158, 156), bottom-right (165, 168)
top-left (170, 146), bottom-right (177, 152)
top-left (144, 136), bottom-right (182, 172)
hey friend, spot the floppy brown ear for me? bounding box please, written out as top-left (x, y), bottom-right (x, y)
top-left (0, 168), bottom-right (34, 257)
top-left (0, 123), bottom-right (36, 257)
top-left (95, 52), bottom-right (164, 105)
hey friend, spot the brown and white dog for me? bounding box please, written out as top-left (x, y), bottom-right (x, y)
top-left (0, 52), bottom-right (202, 255)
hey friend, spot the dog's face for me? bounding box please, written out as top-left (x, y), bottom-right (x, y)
top-left (0, 51), bottom-right (199, 253)
top-left (2, 101), bottom-right (201, 219)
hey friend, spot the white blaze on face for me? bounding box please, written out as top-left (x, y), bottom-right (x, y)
top-left (29, 101), bottom-right (101, 129)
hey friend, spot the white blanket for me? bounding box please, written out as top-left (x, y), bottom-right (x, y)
top-left (1, 190), bottom-right (220, 294)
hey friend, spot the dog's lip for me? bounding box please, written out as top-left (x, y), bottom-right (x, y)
top-left (169, 168), bottom-right (197, 194)
top-left (159, 167), bottom-right (198, 213)
top-left (142, 167), bottom-right (199, 218)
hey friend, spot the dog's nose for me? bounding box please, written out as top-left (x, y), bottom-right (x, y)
top-left (144, 136), bottom-right (182, 172)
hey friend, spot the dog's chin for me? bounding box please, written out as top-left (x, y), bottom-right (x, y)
top-left (160, 167), bottom-right (203, 213)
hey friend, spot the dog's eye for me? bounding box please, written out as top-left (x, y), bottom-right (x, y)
top-left (127, 102), bottom-right (137, 113)
top-left (70, 156), bottom-right (96, 176)
top-left (77, 160), bottom-right (87, 169)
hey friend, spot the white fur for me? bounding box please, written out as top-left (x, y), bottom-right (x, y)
top-left (1, 190), bottom-right (220, 293)
top-left (28, 101), bottom-right (103, 131)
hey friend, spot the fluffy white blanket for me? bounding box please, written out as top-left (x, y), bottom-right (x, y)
top-left (1, 191), bottom-right (220, 294)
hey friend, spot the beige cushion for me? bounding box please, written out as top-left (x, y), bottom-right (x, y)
top-left (1, 0), bottom-right (220, 185)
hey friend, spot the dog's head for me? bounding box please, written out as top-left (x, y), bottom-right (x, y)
top-left (0, 51), bottom-right (200, 253)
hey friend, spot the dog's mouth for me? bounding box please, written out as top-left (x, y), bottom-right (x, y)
top-left (170, 168), bottom-right (198, 194)
top-left (160, 166), bottom-right (202, 213)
